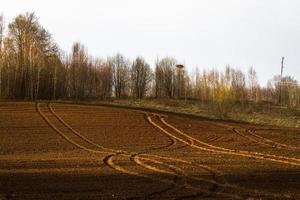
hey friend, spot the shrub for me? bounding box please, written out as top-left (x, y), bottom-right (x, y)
top-left (212, 86), bottom-right (234, 118)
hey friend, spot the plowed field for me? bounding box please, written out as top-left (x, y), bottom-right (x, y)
top-left (0, 102), bottom-right (299, 199)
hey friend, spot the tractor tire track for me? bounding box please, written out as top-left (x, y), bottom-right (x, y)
top-left (40, 102), bottom-right (182, 198)
top-left (246, 128), bottom-right (300, 150)
top-left (48, 103), bottom-right (124, 154)
top-left (233, 127), bottom-right (298, 150)
top-left (103, 153), bottom-right (194, 199)
top-left (147, 115), bottom-right (296, 199)
top-left (44, 103), bottom-right (203, 199)
top-left (39, 103), bottom-right (291, 199)
top-left (48, 103), bottom-right (231, 199)
top-left (148, 114), bottom-right (189, 151)
top-left (233, 128), bottom-right (277, 148)
top-left (146, 115), bottom-right (237, 199)
top-left (158, 116), bottom-right (300, 166)
top-left (36, 102), bottom-right (107, 154)
top-left (130, 154), bottom-right (188, 199)
top-left (132, 155), bottom-right (243, 200)
top-left (207, 120), bottom-right (300, 151)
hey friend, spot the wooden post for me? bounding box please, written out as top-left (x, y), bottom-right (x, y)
top-left (279, 56), bottom-right (284, 104)
top-left (176, 64), bottom-right (184, 100)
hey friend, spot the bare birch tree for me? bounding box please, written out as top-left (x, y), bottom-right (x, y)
top-left (131, 57), bottom-right (152, 98)
top-left (155, 57), bottom-right (176, 98)
top-left (109, 54), bottom-right (130, 98)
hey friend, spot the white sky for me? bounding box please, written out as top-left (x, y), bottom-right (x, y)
top-left (1, 0), bottom-right (300, 85)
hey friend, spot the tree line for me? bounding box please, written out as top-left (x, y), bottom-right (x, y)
top-left (0, 13), bottom-right (299, 109)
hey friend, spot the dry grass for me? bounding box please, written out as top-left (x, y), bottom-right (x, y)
top-left (96, 98), bottom-right (300, 128)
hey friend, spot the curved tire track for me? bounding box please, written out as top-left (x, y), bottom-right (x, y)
top-left (38, 102), bottom-right (293, 199)
top-left (158, 116), bottom-right (300, 167)
top-left (49, 103), bottom-right (232, 199)
top-left (42, 103), bottom-right (205, 199)
top-left (246, 128), bottom-right (300, 150)
top-left (147, 114), bottom-right (296, 199)
top-left (40, 102), bottom-right (182, 198)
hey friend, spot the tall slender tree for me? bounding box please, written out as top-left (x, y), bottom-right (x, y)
top-left (155, 57), bottom-right (176, 98)
top-left (131, 57), bottom-right (152, 98)
top-left (109, 54), bottom-right (129, 98)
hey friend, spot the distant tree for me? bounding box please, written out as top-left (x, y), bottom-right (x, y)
top-left (130, 57), bottom-right (152, 98)
top-left (230, 68), bottom-right (247, 104)
top-left (8, 13), bottom-right (37, 99)
top-left (213, 85), bottom-right (234, 118)
top-left (193, 68), bottom-right (209, 103)
top-left (247, 67), bottom-right (260, 102)
top-left (207, 69), bottom-right (220, 103)
top-left (155, 57), bottom-right (176, 98)
top-left (95, 59), bottom-right (113, 100)
top-left (0, 14), bottom-right (4, 99)
top-left (6, 12), bottom-right (60, 100)
top-left (279, 76), bottom-right (298, 107)
top-left (1, 12), bottom-right (299, 109)
top-left (69, 42), bottom-right (88, 100)
top-left (109, 54), bottom-right (130, 98)
top-left (0, 14), bottom-right (3, 48)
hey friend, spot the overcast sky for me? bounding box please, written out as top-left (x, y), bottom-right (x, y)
top-left (2, 0), bottom-right (300, 85)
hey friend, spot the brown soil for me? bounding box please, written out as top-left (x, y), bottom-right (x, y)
top-left (0, 102), bottom-right (299, 199)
